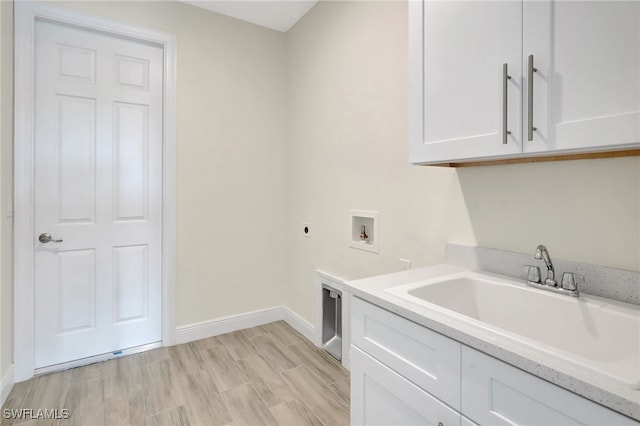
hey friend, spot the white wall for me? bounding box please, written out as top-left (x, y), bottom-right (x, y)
top-left (284, 0), bottom-right (640, 324)
top-left (48, 1), bottom-right (289, 327)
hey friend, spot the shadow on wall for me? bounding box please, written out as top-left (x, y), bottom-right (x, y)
top-left (455, 157), bottom-right (640, 271)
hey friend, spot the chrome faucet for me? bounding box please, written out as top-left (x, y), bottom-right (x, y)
top-left (534, 244), bottom-right (556, 286)
top-left (524, 244), bottom-right (582, 297)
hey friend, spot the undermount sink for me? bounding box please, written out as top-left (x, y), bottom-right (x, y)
top-left (385, 271), bottom-right (640, 389)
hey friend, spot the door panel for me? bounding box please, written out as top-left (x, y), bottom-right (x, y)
top-left (114, 102), bottom-right (149, 221)
top-left (58, 249), bottom-right (97, 333)
top-left (34, 20), bottom-right (163, 368)
top-left (113, 245), bottom-right (149, 323)
top-left (115, 55), bottom-right (149, 90)
top-left (58, 44), bottom-right (96, 83)
top-left (57, 95), bottom-right (97, 223)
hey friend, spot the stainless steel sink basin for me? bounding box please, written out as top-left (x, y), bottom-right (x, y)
top-left (385, 271), bottom-right (640, 389)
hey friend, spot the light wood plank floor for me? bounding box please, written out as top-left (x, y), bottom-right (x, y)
top-left (2, 321), bottom-right (350, 426)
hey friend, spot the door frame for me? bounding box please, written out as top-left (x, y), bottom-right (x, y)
top-left (14, 2), bottom-right (177, 382)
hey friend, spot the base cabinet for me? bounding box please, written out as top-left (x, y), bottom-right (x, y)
top-left (351, 297), bottom-right (638, 426)
top-left (351, 346), bottom-right (460, 426)
top-left (461, 346), bottom-right (636, 426)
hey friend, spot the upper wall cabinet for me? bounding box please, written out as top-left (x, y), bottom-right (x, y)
top-left (409, 0), bottom-right (640, 165)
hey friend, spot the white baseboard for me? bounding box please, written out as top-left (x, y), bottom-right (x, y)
top-left (282, 306), bottom-right (316, 344)
top-left (175, 306), bottom-right (316, 346)
top-left (1, 364), bottom-right (15, 407)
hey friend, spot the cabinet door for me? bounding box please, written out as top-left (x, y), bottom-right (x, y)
top-left (461, 346), bottom-right (637, 426)
top-left (524, 0), bottom-right (640, 153)
top-left (351, 345), bottom-right (461, 426)
top-left (409, 0), bottom-right (522, 164)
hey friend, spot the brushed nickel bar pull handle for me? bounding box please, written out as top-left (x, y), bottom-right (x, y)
top-left (503, 63), bottom-right (512, 144)
top-left (528, 54), bottom-right (538, 141)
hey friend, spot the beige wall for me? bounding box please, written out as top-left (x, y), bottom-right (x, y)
top-left (456, 158), bottom-right (639, 270)
top-left (49, 1), bottom-right (288, 327)
top-left (284, 0), bottom-right (640, 324)
top-left (284, 0), bottom-right (474, 321)
top-left (0, 0), bottom-right (14, 379)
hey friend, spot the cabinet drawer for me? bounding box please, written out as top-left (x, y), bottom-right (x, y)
top-left (351, 297), bottom-right (461, 409)
top-left (461, 346), bottom-right (637, 426)
top-left (351, 345), bottom-right (461, 426)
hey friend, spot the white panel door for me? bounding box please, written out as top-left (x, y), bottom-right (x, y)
top-left (34, 20), bottom-right (163, 368)
top-left (410, 0), bottom-right (522, 164)
top-left (524, 0), bottom-right (640, 153)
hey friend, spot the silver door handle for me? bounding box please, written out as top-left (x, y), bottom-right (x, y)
top-left (527, 54), bottom-right (538, 141)
top-left (503, 63), bottom-right (512, 144)
top-left (39, 233), bottom-right (63, 244)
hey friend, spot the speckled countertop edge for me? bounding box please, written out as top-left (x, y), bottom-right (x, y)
top-left (343, 263), bottom-right (640, 421)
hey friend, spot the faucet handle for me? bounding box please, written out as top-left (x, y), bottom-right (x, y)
top-left (523, 265), bottom-right (541, 283)
top-left (561, 272), bottom-right (584, 291)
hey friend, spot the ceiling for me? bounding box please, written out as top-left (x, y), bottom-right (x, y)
top-left (180, 1), bottom-right (318, 32)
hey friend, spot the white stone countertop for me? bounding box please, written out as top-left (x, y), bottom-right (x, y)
top-left (343, 263), bottom-right (640, 421)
